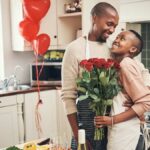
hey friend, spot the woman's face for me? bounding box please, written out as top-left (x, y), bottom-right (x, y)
top-left (111, 31), bottom-right (137, 56)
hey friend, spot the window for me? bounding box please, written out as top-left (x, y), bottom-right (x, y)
top-left (141, 23), bottom-right (150, 71)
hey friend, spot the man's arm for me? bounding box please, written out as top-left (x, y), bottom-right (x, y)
top-left (67, 113), bottom-right (79, 141)
top-left (61, 44), bottom-right (79, 140)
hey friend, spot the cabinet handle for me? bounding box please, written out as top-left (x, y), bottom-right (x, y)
top-left (54, 35), bottom-right (57, 38)
top-left (0, 101), bottom-right (1, 103)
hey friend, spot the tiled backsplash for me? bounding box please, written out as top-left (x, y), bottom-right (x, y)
top-left (141, 23), bottom-right (150, 70)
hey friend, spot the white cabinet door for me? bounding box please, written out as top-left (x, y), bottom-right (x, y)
top-left (10, 0), bottom-right (57, 51)
top-left (24, 90), bottom-right (58, 141)
top-left (0, 96), bottom-right (19, 148)
top-left (39, 0), bottom-right (57, 49)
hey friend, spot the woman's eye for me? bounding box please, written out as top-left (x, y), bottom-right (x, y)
top-left (121, 38), bottom-right (125, 41)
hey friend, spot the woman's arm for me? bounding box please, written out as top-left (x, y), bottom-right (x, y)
top-left (94, 108), bottom-right (136, 127)
top-left (95, 58), bottom-right (150, 127)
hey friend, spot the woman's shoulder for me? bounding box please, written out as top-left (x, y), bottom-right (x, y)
top-left (120, 57), bottom-right (141, 75)
top-left (120, 57), bottom-right (137, 68)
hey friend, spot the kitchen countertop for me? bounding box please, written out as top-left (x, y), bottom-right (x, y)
top-left (0, 85), bottom-right (61, 97)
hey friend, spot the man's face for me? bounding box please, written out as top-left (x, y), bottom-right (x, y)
top-left (92, 8), bottom-right (119, 42)
top-left (111, 31), bottom-right (137, 56)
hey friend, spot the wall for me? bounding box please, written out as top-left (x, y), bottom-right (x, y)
top-left (0, 1), bottom-right (5, 79)
top-left (120, 0), bottom-right (150, 22)
top-left (0, 0), bottom-right (35, 84)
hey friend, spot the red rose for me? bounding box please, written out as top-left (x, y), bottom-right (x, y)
top-left (104, 61), bottom-right (113, 69)
top-left (85, 62), bottom-right (93, 72)
top-left (114, 61), bottom-right (120, 69)
top-left (107, 59), bottom-right (114, 65)
top-left (93, 58), bottom-right (106, 68)
top-left (80, 59), bottom-right (88, 67)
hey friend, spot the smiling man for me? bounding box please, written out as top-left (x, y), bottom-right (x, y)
top-left (61, 2), bottom-right (119, 150)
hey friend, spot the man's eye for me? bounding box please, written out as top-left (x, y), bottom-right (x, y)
top-left (107, 22), bottom-right (113, 26)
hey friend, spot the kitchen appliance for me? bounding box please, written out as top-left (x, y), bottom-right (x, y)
top-left (30, 62), bottom-right (62, 86)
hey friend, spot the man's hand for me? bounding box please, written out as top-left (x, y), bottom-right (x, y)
top-left (94, 116), bottom-right (112, 127)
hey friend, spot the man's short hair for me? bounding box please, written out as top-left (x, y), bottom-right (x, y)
top-left (91, 2), bottom-right (118, 17)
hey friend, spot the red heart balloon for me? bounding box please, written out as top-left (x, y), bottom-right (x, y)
top-left (19, 18), bottom-right (40, 42)
top-left (32, 34), bottom-right (50, 56)
top-left (23, 0), bottom-right (51, 22)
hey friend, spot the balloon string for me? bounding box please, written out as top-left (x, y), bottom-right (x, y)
top-left (35, 102), bottom-right (42, 138)
top-left (38, 58), bottom-right (44, 78)
top-left (34, 47), bottom-right (43, 137)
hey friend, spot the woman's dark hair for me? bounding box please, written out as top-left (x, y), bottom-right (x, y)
top-left (91, 2), bottom-right (118, 17)
top-left (129, 30), bottom-right (143, 54)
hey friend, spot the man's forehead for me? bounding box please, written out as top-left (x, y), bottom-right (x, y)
top-left (105, 8), bottom-right (118, 17)
top-left (103, 9), bottom-right (119, 23)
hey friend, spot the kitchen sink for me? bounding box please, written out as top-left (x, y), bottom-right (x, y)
top-left (0, 85), bottom-right (31, 93)
top-left (17, 85), bottom-right (31, 91)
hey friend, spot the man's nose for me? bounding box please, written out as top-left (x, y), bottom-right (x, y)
top-left (109, 27), bottom-right (115, 34)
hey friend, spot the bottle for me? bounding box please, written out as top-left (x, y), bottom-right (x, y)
top-left (77, 129), bottom-right (87, 150)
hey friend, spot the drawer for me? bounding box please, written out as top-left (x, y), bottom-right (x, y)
top-left (0, 95), bottom-right (17, 107)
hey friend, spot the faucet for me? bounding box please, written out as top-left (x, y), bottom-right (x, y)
top-left (3, 75), bottom-right (17, 89)
top-left (2, 65), bottom-right (24, 90)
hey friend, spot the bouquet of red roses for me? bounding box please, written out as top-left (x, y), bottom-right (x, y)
top-left (76, 58), bottom-right (122, 140)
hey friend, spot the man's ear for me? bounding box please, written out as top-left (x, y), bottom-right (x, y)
top-left (129, 46), bottom-right (138, 54)
top-left (92, 15), bottom-right (97, 24)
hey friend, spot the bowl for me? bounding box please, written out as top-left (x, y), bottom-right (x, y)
top-left (17, 85), bottom-right (31, 91)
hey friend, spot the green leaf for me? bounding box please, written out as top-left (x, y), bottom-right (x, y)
top-left (89, 94), bottom-right (98, 100)
top-left (76, 78), bottom-right (82, 84)
top-left (82, 71), bottom-right (90, 79)
top-left (77, 86), bottom-right (86, 93)
top-left (78, 95), bottom-right (88, 101)
top-left (106, 99), bottom-right (113, 106)
top-left (90, 80), bottom-right (98, 88)
top-left (109, 78), bottom-right (117, 85)
top-left (94, 98), bottom-right (101, 102)
top-left (99, 72), bottom-right (109, 85)
top-left (94, 88), bottom-right (99, 94)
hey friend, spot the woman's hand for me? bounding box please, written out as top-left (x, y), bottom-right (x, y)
top-left (123, 100), bottom-right (133, 108)
top-left (94, 116), bottom-right (112, 128)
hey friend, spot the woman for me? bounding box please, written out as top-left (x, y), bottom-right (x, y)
top-left (95, 30), bottom-right (150, 150)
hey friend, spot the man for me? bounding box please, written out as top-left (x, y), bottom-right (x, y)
top-left (61, 2), bottom-right (119, 150)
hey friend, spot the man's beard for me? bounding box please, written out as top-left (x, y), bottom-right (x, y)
top-left (96, 36), bottom-right (107, 43)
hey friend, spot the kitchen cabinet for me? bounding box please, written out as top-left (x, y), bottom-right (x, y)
top-left (0, 95), bottom-right (19, 148)
top-left (10, 0), bottom-right (57, 51)
top-left (24, 89), bottom-right (72, 146)
top-left (24, 90), bottom-right (58, 141)
top-left (120, 0), bottom-right (150, 22)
